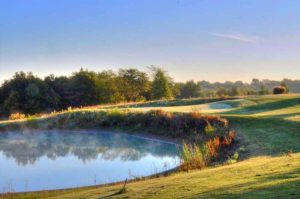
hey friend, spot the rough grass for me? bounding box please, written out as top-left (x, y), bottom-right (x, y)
top-left (0, 110), bottom-right (230, 142)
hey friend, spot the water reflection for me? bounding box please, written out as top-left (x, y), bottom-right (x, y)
top-left (0, 130), bottom-right (180, 192)
top-left (0, 130), bottom-right (179, 166)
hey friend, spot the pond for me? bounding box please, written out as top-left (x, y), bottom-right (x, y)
top-left (0, 130), bottom-right (180, 192)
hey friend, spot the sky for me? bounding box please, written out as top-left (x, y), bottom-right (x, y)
top-left (0, 0), bottom-right (300, 83)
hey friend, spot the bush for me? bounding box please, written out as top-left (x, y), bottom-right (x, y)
top-left (273, 86), bottom-right (286, 94)
top-left (9, 113), bottom-right (26, 120)
top-left (180, 142), bottom-right (205, 171)
top-left (204, 121), bottom-right (215, 135)
top-left (180, 130), bottom-right (235, 171)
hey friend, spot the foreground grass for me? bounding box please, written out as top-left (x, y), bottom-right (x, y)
top-left (5, 153), bottom-right (300, 199)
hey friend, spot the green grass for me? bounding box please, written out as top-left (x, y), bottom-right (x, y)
top-left (2, 94), bottom-right (300, 198)
top-left (226, 115), bottom-right (299, 156)
top-left (112, 97), bottom-right (239, 108)
top-left (6, 153), bottom-right (300, 199)
top-left (122, 94), bottom-right (300, 156)
top-left (223, 94), bottom-right (300, 156)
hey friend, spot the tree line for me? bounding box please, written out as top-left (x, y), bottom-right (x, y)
top-left (0, 67), bottom-right (297, 116)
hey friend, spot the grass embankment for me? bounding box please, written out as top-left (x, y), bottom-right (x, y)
top-left (1, 94), bottom-right (300, 198)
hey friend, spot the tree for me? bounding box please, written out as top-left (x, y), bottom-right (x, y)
top-left (45, 75), bottom-right (69, 109)
top-left (259, 85), bottom-right (269, 95)
top-left (150, 68), bottom-right (173, 100)
top-left (251, 78), bottom-right (260, 90)
top-left (230, 86), bottom-right (241, 96)
top-left (273, 86), bottom-right (286, 94)
top-left (3, 91), bottom-right (20, 114)
top-left (216, 88), bottom-right (228, 97)
top-left (3, 67), bottom-right (300, 117)
top-left (180, 81), bottom-right (201, 98)
top-left (172, 83), bottom-right (184, 98)
top-left (69, 69), bottom-right (98, 107)
top-left (280, 81), bottom-right (289, 93)
top-left (94, 70), bottom-right (123, 103)
top-left (118, 69), bottom-right (150, 101)
top-left (0, 72), bottom-right (59, 115)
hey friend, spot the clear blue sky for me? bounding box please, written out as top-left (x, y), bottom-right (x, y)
top-left (0, 0), bottom-right (300, 83)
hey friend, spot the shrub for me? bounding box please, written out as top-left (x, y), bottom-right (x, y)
top-left (180, 142), bottom-right (205, 171)
top-left (273, 86), bottom-right (286, 94)
top-left (229, 130), bottom-right (235, 142)
top-left (181, 142), bottom-right (192, 170)
top-left (226, 152), bottom-right (239, 164)
top-left (203, 131), bottom-right (235, 163)
top-left (204, 121), bottom-right (215, 135)
top-left (192, 144), bottom-right (205, 169)
top-left (9, 112), bottom-right (26, 120)
top-left (205, 139), bottom-right (218, 160)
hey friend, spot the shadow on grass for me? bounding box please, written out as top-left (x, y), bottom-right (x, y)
top-left (226, 115), bottom-right (300, 156)
top-left (226, 97), bottom-right (300, 115)
top-left (192, 167), bottom-right (300, 199)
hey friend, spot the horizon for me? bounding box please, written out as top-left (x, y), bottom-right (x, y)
top-left (1, 0), bottom-right (300, 83)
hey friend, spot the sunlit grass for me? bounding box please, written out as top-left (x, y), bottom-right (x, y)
top-left (222, 94), bottom-right (300, 156)
top-left (6, 153), bottom-right (300, 199)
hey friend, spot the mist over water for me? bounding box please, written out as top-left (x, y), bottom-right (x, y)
top-left (0, 130), bottom-right (179, 192)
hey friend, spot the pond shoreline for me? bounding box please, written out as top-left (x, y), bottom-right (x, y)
top-left (0, 110), bottom-right (235, 195)
top-left (1, 164), bottom-right (180, 196)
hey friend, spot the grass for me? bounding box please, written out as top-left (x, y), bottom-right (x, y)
top-left (112, 97), bottom-right (239, 108)
top-left (223, 94), bottom-right (300, 156)
top-left (225, 115), bottom-right (300, 156)
top-left (1, 94), bottom-right (300, 198)
top-left (121, 94), bottom-right (300, 156)
top-left (5, 153), bottom-right (300, 199)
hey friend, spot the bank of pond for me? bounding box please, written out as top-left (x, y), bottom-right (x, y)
top-left (0, 110), bottom-right (236, 193)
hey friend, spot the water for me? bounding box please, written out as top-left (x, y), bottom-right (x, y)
top-left (0, 130), bottom-right (180, 192)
